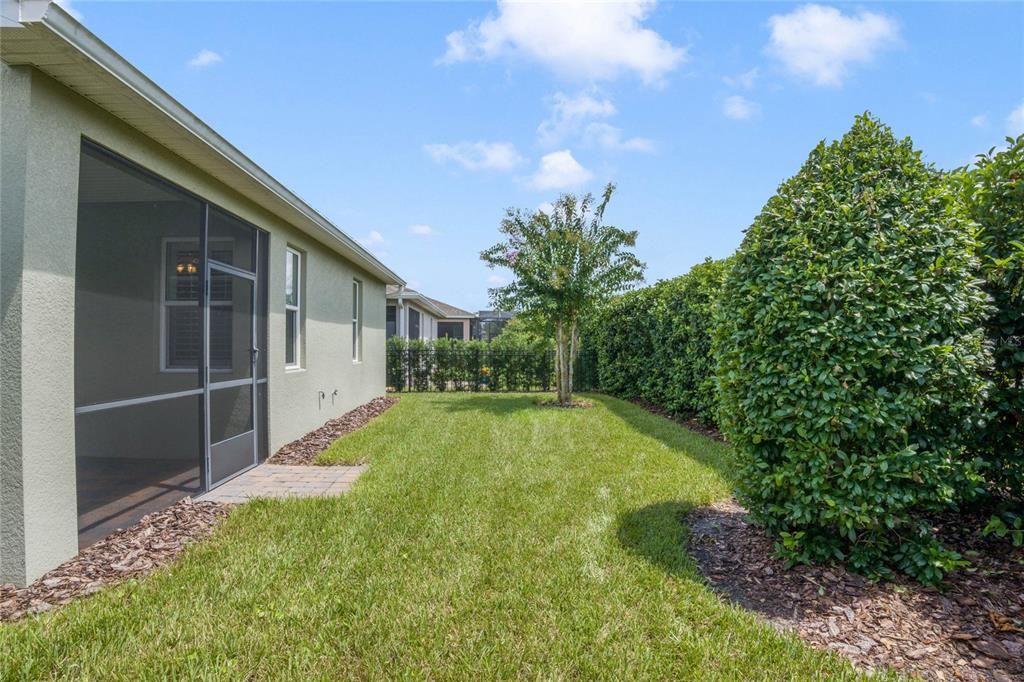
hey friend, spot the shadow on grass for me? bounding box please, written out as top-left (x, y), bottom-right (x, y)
top-left (433, 393), bottom-right (551, 416)
top-left (616, 501), bottom-right (695, 578)
top-left (590, 393), bottom-right (738, 487)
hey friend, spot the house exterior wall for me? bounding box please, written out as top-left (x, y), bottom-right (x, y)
top-left (0, 64), bottom-right (387, 585)
top-left (409, 304), bottom-right (436, 341)
top-left (386, 300), bottom-right (437, 341)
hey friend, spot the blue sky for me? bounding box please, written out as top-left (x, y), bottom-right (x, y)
top-left (67, 1), bottom-right (1024, 311)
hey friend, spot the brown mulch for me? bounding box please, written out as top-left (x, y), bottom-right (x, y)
top-left (689, 499), bottom-right (1024, 681)
top-left (0, 498), bottom-right (230, 623)
top-left (535, 398), bottom-right (594, 409)
top-left (267, 396), bottom-right (398, 465)
top-left (627, 398), bottom-right (726, 442)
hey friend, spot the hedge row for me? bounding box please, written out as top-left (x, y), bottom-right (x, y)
top-left (590, 257), bottom-right (728, 424)
top-left (590, 115), bottom-right (1022, 583)
top-left (386, 336), bottom-right (599, 393)
top-left (958, 140), bottom-right (1024, 499)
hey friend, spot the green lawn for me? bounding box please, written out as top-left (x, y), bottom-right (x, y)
top-left (2, 393), bottom-right (867, 680)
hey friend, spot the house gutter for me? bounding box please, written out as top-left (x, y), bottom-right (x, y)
top-left (5, 0), bottom-right (404, 286)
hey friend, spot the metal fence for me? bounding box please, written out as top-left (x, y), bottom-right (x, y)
top-left (386, 347), bottom-right (598, 393)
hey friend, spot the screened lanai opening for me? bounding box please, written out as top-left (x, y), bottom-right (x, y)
top-left (74, 141), bottom-right (268, 548)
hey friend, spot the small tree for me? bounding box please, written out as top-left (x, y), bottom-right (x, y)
top-left (481, 184), bottom-right (645, 404)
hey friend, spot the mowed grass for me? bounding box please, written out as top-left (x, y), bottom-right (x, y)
top-left (2, 393), bottom-right (868, 680)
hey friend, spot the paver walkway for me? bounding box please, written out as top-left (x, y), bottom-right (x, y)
top-left (198, 464), bottom-right (367, 503)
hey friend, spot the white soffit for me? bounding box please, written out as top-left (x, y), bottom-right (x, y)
top-left (0, 0), bottom-right (404, 286)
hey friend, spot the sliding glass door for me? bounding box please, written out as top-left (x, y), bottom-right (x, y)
top-left (75, 141), bottom-right (267, 547)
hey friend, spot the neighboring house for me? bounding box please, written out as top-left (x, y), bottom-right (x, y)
top-left (0, 1), bottom-right (403, 585)
top-left (426, 297), bottom-right (476, 341)
top-left (385, 286), bottom-right (475, 342)
top-left (385, 285), bottom-right (443, 341)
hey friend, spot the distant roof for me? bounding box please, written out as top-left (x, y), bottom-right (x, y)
top-left (386, 286), bottom-right (475, 319)
top-left (424, 296), bottom-right (475, 319)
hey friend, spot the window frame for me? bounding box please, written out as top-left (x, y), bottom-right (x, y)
top-left (159, 237), bottom-right (234, 373)
top-left (352, 278), bottom-right (363, 362)
top-left (284, 247), bottom-right (303, 370)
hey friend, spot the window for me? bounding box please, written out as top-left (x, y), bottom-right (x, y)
top-left (437, 321), bottom-right (464, 340)
top-left (386, 305), bottom-right (397, 339)
top-left (408, 308), bottom-right (421, 340)
top-left (352, 279), bottom-right (362, 361)
top-left (285, 248), bottom-right (302, 368)
top-left (162, 240), bottom-right (235, 371)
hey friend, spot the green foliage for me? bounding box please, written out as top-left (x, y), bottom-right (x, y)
top-left (714, 113), bottom-right (992, 584)
top-left (591, 258), bottom-right (730, 424)
top-left (982, 512), bottom-right (1024, 546)
top-left (481, 184), bottom-right (645, 403)
top-left (957, 135), bottom-right (1024, 499)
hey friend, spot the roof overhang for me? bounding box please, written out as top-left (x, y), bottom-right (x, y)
top-left (386, 291), bottom-right (446, 318)
top-left (0, 0), bottom-right (404, 286)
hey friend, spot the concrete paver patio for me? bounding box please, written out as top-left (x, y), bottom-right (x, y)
top-left (198, 464), bottom-right (367, 503)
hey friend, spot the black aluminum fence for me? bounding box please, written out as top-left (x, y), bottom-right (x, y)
top-left (387, 347), bottom-right (598, 393)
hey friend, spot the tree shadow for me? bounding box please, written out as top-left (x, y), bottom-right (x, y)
top-left (590, 393), bottom-right (738, 487)
top-left (616, 500), bottom-right (695, 578)
top-left (431, 393), bottom-right (546, 416)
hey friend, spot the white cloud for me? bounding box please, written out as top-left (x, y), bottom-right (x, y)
top-left (538, 91), bottom-right (617, 145)
top-left (359, 230), bottom-right (385, 248)
top-left (54, 0), bottom-right (83, 21)
top-left (188, 49), bottom-right (223, 69)
top-left (1008, 103), bottom-right (1024, 136)
top-left (528, 150), bottom-right (593, 191)
top-left (583, 122), bottom-right (656, 152)
top-left (423, 142), bottom-right (524, 171)
top-left (767, 4), bottom-right (900, 87)
top-left (439, 0), bottom-right (685, 86)
top-left (409, 224), bottom-right (434, 237)
top-left (538, 91), bottom-right (654, 152)
top-left (970, 113), bottom-right (989, 129)
top-left (723, 95), bottom-right (759, 120)
top-left (537, 201), bottom-right (555, 215)
top-left (723, 67), bottom-right (759, 89)
top-left (487, 274), bottom-right (508, 286)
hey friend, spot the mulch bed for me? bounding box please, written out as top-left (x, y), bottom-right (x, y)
top-left (689, 499), bottom-right (1024, 681)
top-left (627, 398), bottom-right (725, 442)
top-left (535, 398), bottom-right (594, 409)
top-left (267, 396), bottom-right (397, 465)
top-left (0, 498), bottom-right (230, 623)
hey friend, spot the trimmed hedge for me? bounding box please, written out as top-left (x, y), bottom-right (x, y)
top-left (386, 336), bottom-right (558, 392)
top-left (958, 135), bottom-right (1024, 500)
top-left (592, 257), bottom-right (729, 424)
top-left (713, 114), bottom-right (991, 583)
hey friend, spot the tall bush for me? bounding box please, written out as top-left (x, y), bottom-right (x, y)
top-left (714, 114), bottom-right (991, 583)
top-left (958, 135), bottom-right (1024, 500)
top-left (592, 258), bottom-right (729, 424)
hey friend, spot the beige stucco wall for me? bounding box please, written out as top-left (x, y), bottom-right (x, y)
top-left (0, 64), bottom-right (387, 584)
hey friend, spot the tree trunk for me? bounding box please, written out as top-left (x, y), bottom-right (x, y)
top-left (568, 319), bottom-right (578, 399)
top-left (555, 320), bottom-right (571, 405)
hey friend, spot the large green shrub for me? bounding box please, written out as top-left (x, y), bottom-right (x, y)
top-left (592, 258), bottom-right (729, 424)
top-left (714, 114), bottom-right (991, 583)
top-left (651, 258), bottom-right (730, 421)
top-left (958, 135), bottom-right (1024, 500)
top-left (592, 286), bottom-right (661, 400)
